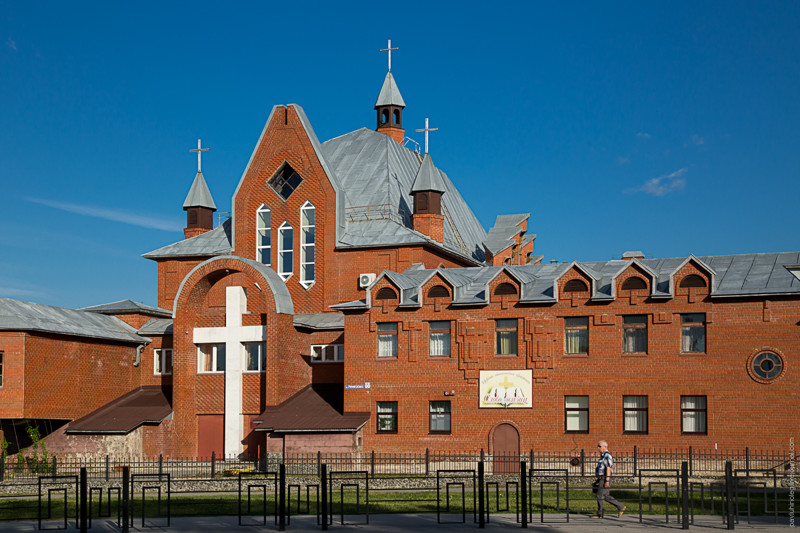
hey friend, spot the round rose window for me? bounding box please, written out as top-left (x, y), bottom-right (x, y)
top-left (749, 351), bottom-right (784, 383)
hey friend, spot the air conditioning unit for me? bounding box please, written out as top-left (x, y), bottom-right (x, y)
top-left (359, 273), bottom-right (376, 289)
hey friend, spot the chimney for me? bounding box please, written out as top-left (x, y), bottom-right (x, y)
top-left (622, 251), bottom-right (645, 260)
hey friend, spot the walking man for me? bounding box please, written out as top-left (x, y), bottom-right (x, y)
top-left (593, 440), bottom-right (626, 518)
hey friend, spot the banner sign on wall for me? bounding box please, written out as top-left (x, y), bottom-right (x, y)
top-left (479, 370), bottom-right (532, 408)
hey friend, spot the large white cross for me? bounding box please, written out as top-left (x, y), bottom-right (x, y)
top-left (415, 118), bottom-right (438, 154)
top-left (189, 139), bottom-right (209, 173)
top-left (193, 286), bottom-right (265, 458)
top-left (380, 39), bottom-right (398, 72)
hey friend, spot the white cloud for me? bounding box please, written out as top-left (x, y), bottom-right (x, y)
top-left (627, 167), bottom-right (688, 196)
top-left (617, 155), bottom-right (631, 165)
top-left (691, 134), bottom-right (705, 146)
top-left (6, 37), bottom-right (17, 51)
top-left (636, 132), bottom-right (651, 139)
top-left (26, 197), bottom-right (182, 232)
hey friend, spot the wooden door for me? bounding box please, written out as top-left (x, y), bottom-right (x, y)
top-left (492, 423), bottom-right (520, 475)
top-left (197, 414), bottom-right (224, 459)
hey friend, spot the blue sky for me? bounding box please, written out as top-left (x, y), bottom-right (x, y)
top-left (1, 2), bottom-right (799, 309)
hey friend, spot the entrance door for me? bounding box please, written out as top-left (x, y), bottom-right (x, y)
top-left (492, 423), bottom-right (520, 475)
top-left (197, 414), bottom-right (224, 459)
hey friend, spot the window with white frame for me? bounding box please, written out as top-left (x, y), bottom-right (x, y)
top-left (377, 322), bottom-right (398, 358)
top-left (300, 202), bottom-right (316, 287)
top-left (154, 349), bottom-right (173, 375)
top-left (278, 222), bottom-right (293, 280)
top-left (197, 343), bottom-right (226, 373)
top-left (256, 205), bottom-right (271, 265)
top-left (244, 342), bottom-right (266, 372)
top-left (311, 344), bottom-right (344, 362)
top-left (623, 395), bottom-right (648, 434)
top-left (429, 321), bottom-right (451, 357)
top-left (681, 395), bottom-right (707, 434)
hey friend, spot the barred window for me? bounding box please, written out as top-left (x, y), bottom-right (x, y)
top-left (565, 317), bottom-right (589, 354)
top-left (681, 313), bottom-right (706, 353)
top-left (623, 395), bottom-right (648, 434)
top-left (623, 315), bottom-right (648, 353)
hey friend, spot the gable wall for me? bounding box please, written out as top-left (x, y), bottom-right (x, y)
top-left (0, 332), bottom-right (26, 418)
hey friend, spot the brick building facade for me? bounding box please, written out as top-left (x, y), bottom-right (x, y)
top-left (1, 60), bottom-right (797, 459)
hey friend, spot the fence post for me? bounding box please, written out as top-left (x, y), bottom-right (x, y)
top-left (279, 462), bottom-right (286, 531)
top-left (0, 452), bottom-right (4, 482)
top-left (105, 455), bottom-right (110, 481)
top-left (80, 467), bottom-right (88, 533)
top-left (725, 460), bottom-right (734, 530)
top-left (122, 466), bottom-right (130, 533)
top-left (745, 447), bottom-right (750, 478)
top-left (317, 450), bottom-right (321, 477)
top-left (688, 446), bottom-right (693, 476)
top-left (681, 461), bottom-right (689, 530)
top-left (321, 464), bottom-right (328, 531)
top-left (52, 456), bottom-right (57, 476)
top-left (520, 460), bottom-right (527, 528)
top-left (580, 449), bottom-right (585, 477)
top-left (159, 454), bottom-right (163, 476)
top-left (211, 451), bottom-right (215, 479)
top-left (371, 450), bottom-right (375, 479)
top-left (478, 460), bottom-right (485, 528)
top-left (425, 448), bottom-right (429, 476)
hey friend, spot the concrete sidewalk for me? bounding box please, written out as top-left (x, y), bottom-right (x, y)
top-left (0, 514), bottom-right (789, 532)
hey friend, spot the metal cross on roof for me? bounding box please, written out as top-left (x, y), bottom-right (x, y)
top-left (380, 39), bottom-right (398, 72)
top-left (189, 139), bottom-right (209, 173)
top-left (415, 118), bottom-right (438, 154)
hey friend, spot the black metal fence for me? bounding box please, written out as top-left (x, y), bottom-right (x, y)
top-left (0, 447), bottom-right (792, 483)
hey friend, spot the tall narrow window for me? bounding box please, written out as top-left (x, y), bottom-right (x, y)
top-left (300, 202), bottom-right (316, 287)
top-left (495, 319), bottom-right (518, 355)
top-left (377, 401), bottom-right (398, 433)
top-left (256, 205), bottom-right (271, 266)
top-left (681, 396), bottom-right (707, 434)
top-left (154, 349), bottom-right (173, 375)
top-left (244, 342), bottom-right (266, 372)
top-left (197, 343), bottom-right (226, 373)
top-left (623, 395), bottom-right (648, 434)
top-left (565, 317), bottom-right (589, 354)
top-left (429, 321), bottom-right (451, 357)
top-left (681, 313), bottom-right (706, 353)
top-left (278, 222), bottom-right (293, 280)
top-left (377, 322), bottom-right (398, 358)
top-left (429, 401), bottom-right (451, 434)
top-left (564, 396), bottom-right (589, 433)
top-left (623, 315), bottom-right (648, 353)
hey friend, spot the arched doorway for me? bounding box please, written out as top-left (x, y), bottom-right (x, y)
top-left (492, 423), bottom-right (520, 475)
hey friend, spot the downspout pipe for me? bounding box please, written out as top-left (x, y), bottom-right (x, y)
top-left (134, 341), bottom-right (150, 367)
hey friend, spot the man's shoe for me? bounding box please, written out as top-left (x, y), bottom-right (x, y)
top-left (591, 514), bottom-right (603, 518)
top-left (618, 506), bottom-right (626, 518)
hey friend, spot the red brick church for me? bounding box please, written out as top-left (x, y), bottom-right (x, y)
top-left (1, 50), bottom-right (798, 459)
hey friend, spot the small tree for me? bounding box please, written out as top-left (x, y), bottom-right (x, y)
top-left (25, 425), bottom-right (49, 473)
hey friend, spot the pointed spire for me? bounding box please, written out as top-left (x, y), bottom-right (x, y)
top-left (374, 72), bottom-right (406, 108)
top-left (411, 153), bottom-right (447, 194)
top-left (183, 170), bottom-right (216, 210)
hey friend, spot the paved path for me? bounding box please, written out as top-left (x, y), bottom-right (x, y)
top-left (0, 514), bottom-right (790, 532)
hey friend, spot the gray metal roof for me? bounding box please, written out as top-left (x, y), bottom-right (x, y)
top-left (410, 153), bottom-right (447, 193)
top-left (374, 72), bottom-right (406, 108)
top-left (483, 214), bottom-right (530, 255)
top-left (0, 297), bottom-right (147, 344)
top-left (339, 252), bottom-right (800, 309)
top-left (80, 300), bottom-right (171, 318)
top-left (293, 313), bottom-right (344, 330)
top-left (183, 171), bottom-right (216, 210)
top-left (321, 128), bottom-right (487, 263)
top-left (143, 218), bottom-right (232, 259)
top-left (138, 318), bottom-right (173, 336)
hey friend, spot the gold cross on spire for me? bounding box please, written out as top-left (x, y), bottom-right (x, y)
top-left (189, 139), bottom-right (209, 173)
top-left (380, 39), bottom-right (398, 72)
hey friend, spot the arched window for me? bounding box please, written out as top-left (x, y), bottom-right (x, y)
top-left (278, 221), bottom-right (293, 280)
top-left (494, 283), bottom-right (517, 296)
top-left (256, 204), bottom-right (271, 266)
top-left (563, 279), bottom-right (588, 293)
top-left (376, 287), bottom-right (398, 300)
top-left (300, 202), bottom-right (316, 288)
top-left (427, 285), bottom-right (450, 299)
top-left (621, 277), bottom-right (647, 290)
top-left (393, 109), bottom-right (401, 125)
top-left (679, 274), bottom-right (707, 288)
top-left (381, 110), bottom-right (389, 125)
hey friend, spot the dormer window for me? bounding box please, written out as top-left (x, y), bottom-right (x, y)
top-left (622, 277), bottom-right (647, 290)
top-left (269, 163), bottom-right (303, 201)
top-left (300, 202), bottom-right (316, 288)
